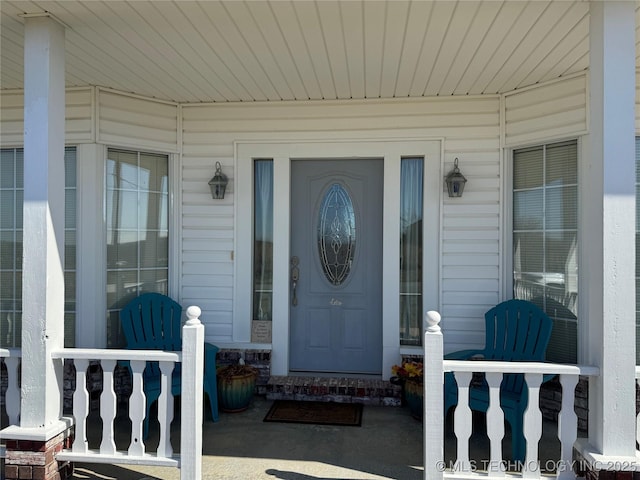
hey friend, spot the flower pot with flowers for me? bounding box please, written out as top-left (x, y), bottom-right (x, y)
top-left (391, 360), bottom-right (424, 420)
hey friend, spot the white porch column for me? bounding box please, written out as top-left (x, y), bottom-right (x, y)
top-left (577, 0), bottom-right (636, 466)
top-left (20, 13), bottom-right (67, 430)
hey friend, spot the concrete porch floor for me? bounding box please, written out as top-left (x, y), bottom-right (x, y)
top-left (69, 395), bottom-right (565, 480)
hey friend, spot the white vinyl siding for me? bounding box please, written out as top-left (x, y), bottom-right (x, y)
top-left (636, 70), bottom-right (640, 133)
top-left (504, 74), bottom-right (587, 147)
top-left (0, 88), bottom-right (94, 146)
top-left (97, 89), bottom-right (179, 153)
top-left (182, 96), bottom-right (501, 350)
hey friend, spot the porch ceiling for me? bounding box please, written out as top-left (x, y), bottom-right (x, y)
top-left (1, 1), bottom-right (639, 104)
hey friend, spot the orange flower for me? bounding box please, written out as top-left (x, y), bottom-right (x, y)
top-left (391, 361), bottom-right (423, 382)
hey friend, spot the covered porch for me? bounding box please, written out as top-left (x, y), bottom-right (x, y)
top-left (1, 1), bottom-right (639, 480)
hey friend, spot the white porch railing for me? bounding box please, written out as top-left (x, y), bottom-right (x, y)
top-left (0, 348), bottom-right (22, 459)
top-left (0, 305), bottom-right (205, 480)
top-left (424, 311), bottom-right (600, 480)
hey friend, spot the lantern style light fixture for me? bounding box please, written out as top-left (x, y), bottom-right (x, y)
top-left (208, 161), bottom-right (228, 199)
top-left (444, 158), bottom-right (467, 198)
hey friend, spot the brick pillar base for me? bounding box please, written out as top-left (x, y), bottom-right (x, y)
top-left (573, 448), bottom-right (640, 480)
top-left (4, 427), bottom-right (74, 480)
top-left (582, 470), bottom-right (639, 480)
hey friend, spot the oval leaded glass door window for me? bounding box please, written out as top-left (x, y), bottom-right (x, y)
top-left (317, 183), bottom-right (356, 285)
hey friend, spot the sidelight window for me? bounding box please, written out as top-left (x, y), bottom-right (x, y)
top-left (400, 157), bottom-right (424, 346)
top-left (253, 160), bottom-right (274, 321)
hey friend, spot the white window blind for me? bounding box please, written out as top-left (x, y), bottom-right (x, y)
top-left (513, 140), bottom-right (578, 363)
top-left (0, 147), bottom-right (77, 348)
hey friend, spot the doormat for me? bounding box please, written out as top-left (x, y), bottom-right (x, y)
top-left (263, 400), bottom-right (363, 427)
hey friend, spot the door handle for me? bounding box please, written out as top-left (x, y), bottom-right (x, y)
top-left (291, 256), bottom-right (300, 306)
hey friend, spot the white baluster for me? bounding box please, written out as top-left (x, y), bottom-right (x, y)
top-left (486, 372), bottom-right (505, 476)
top-left (424, 311), bottom-right (444, 480)
top-left (557, 374), bottom-right (579, 480)
top-left (100, 359), bottom-right (117, 455)
top-left (181, 306), bottom-right (204, 480)
top-left (72, 358), bottom-right (89, 453)
top-left (129, 359), bottom-right (147, 456)
top-left (4, 357), bottom-right (20, 425)
top-left (453, 371), bottom-right (473, 473)
top-left (522, 373), bottom-right (543, 479)
top-left (157, 361), bottom-right (174, 459)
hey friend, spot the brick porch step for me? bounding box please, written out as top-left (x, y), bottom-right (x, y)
top-left (264, 375), bottom-right (402, 406)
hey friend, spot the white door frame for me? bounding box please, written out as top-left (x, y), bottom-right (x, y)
top-left (235, 138), bottom-right (442, 377)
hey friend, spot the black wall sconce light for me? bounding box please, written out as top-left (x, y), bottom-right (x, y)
top-left (444, 158), bottom-right (467, 198)
top-left (208, 161), bottom-right (228, 199)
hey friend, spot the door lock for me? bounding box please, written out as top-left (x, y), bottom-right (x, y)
top-left (291, 256), bottom-right (300, 306)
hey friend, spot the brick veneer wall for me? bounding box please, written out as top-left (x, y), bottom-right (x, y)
top-left (4, 428), bottom-right (74, 480)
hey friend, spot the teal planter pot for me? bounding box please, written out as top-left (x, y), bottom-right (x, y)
top-left (217, 366), bottom-right (257, 413)
top-left (404, 379), bottom-right (423, 420)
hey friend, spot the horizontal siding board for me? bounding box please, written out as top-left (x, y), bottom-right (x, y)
top-left (506, 109), bottom-right (586, 137)
top-left (182, 115), bottom-right (498, 134)
top-left (1, 88), bottom-right (93, 145)
top-left (182, 97), bottom-right (499, 120)
top-left (506, 121), bottom-right (588, 147)
top-left (183, 239), bottom-right (234, 252)
top-left (442, 266), bottom-right (500, 279)
top-left (443, 216), bottom-right (499, 229)
top-left (98, 90), bottom-right (178, 152)
top-left (442, 291), bottom-right (500, 306)
top-left (504, 75), bottom-right (587, 147)
top-left (180, 299), bottom-right (233, 313)
top-left (181, 286), bottom-right (233, 299)
top-left (182, 274), bottom-right (233, 288)
top-left (505, 76), bottom-right (586, 109)
top-left (442, 229), bottom-right (500, 241)
top-left (182, 215), bottom-right (234, 229)
top-left (183, 262), bottom-right (233, 276)
top-left (442, 279), bottom-right (499, 292)
top-left (636, 70), bottom-right (640, 132)
top-left (443, 241), bottom-right (499, 254)
top-left (183, 252), bottom-right (232, 263)
top-left (442, 254), bottom-right (499, 267)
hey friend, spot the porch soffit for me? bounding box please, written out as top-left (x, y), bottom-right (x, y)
top-left (0, 1), bottom-right (639, 104)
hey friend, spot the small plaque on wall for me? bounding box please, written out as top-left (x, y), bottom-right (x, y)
top-left (251, 320), bottom-right (272, 343)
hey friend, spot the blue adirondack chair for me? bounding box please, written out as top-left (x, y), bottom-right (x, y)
top-left (444, 299), bottom-right (553, 462)
top-left (120, 292), bottom-right (219, 438)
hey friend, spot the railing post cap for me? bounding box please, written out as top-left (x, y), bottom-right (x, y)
top-left (185, 305), bottom-right (202, 325)
top-left (425, 311), bottom-right (441, 333)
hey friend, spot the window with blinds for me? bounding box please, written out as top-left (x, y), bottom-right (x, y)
top-left (0, 147), bottom-right (77, 348)
top-left (513, 140), bottom-right (578, 363)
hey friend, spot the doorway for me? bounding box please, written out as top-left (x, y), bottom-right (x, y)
top-left (289, 159), bottom-right (383, 374)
